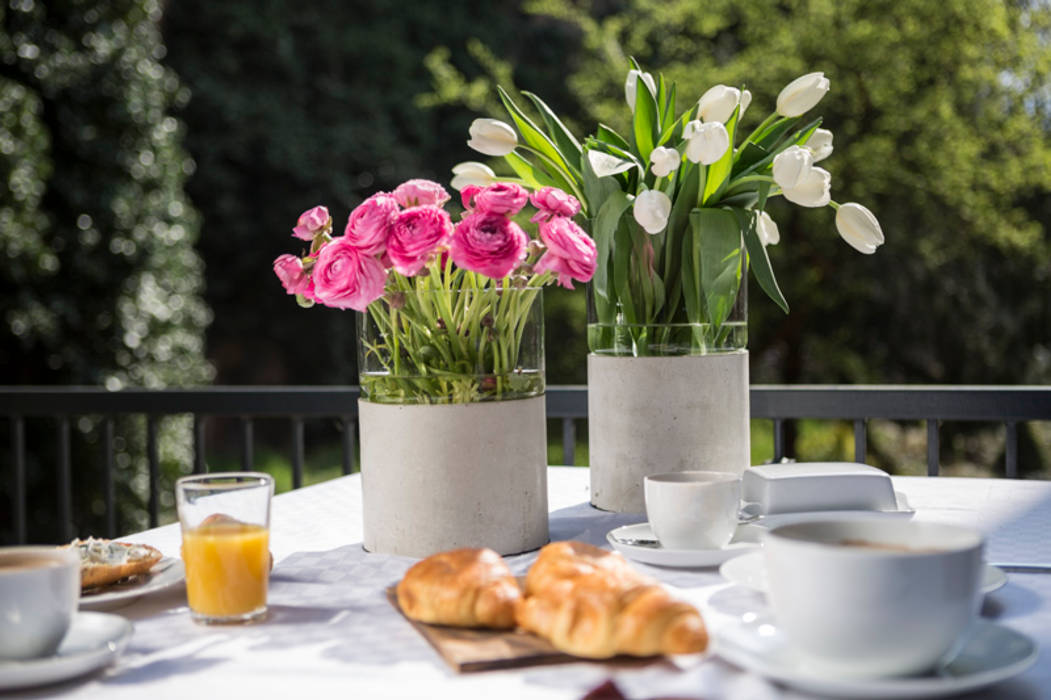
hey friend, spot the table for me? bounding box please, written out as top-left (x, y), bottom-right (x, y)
top-left (24, 469), bottom-right (1051, 699)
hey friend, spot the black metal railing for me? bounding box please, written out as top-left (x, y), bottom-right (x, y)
top-left (3, 384), bottom-right (1050, 543)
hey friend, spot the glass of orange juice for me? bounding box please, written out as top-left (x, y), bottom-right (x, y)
top-left (175, 472), bottom-right (274, 624)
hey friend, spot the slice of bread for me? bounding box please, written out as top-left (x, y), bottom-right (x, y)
top-left (65, 538), bottom-right (164, 589)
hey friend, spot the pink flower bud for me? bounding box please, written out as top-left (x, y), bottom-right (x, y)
top-left (292, 206), bottom-right (330, 241)
top-left (392, 179), bottom-right (451, 208)
top-left (273, 254), bottom-right (314, 297)
top-left (529, 187), bottom-right (581, 222)
top-left (533, 217), bottom-right (597, 289)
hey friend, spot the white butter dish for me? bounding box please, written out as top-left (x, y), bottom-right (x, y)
top-left (742, 462), bottom-right (898, 515)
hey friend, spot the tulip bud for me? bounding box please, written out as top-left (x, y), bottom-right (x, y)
top-left (835, 202), bottom-right (884, 254)
top-left (777, 71), bottom-right (830, 117)
top-left (649, 146), bottom-right (681, 178)
top-left (755, 210), bottom-right (780, 246)
top-left (772, 146), bottom-right (814, 191)
top-left (683, 120), bottom-right (730, 165)
top-left (450, 161), bottom-right (497, 191)
top-left (625, 69), bottom-right (656, 111)
top-left (632, 189), bottom-right (672, 234)
top-left (467, 118), bottom-right (518, 156)
top-left (782, 166), bottom-right (831, 208)
top-left (697, 85), bottom-right (741, 124)
top-left (805, 129), bottom-right (834, 162)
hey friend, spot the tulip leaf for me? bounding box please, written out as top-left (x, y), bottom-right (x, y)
top-left (732, 117), bottom-right (823, 181)
top-left (596, 123), bottom-right (632, 151)
top-left (702, 107), bottom-right (740, 204)
top-left (660, 83), bottom-right (677, 143)
top-left (736, 205), bottom-right (789, 314)
top-left (613, 218), bottom-right (637, 324)
top-left (660, 103), bottom-right (698, 147)
top-left (522, 90), bottom-right (583, 168)
top-left (755, 117), bottom-right (801, 151)
top-left (692, 208), bottom-right (744, 330)
top-left (731, 142), bottom-right (769, 177)
top-left (680, 218), bottom-right (700, 323)
top-left (632, 74), bottom-right (659, 163)
top-left (503, 150), bottom-right (560, 190)
top-left (788, 117), bottom-right (823, 147)
top-left (497, 86), bottom-right (577, 180)
top-left (590, 191), bottom-right (633, 317)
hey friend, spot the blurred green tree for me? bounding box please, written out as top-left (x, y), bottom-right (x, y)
top-left (0, 0), bottom-right (210, 542)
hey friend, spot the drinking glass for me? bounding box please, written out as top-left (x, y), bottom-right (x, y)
top-left (175, 472), bottom-right (273, 624)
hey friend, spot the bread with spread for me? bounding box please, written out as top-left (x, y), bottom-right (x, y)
top-left (65, 537), bottom-right (163, 588)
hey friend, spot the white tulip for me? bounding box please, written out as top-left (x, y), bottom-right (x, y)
top-left (805, 128), bottom-right (834, 162)
top-left (776, 71), bottom-right (830, 117)
top-left (739, 89), bottom-right (752, 120)
top-left (467, 118), bottom-right (518, 156)
top-left (835, 202), bottom-right (884, 254)
top-left (625, 69), bottom-right (657, 111)
top-left (450, 161), bottom-right (497, 191)
top-left (755, 210), bottom-right (780, 246)
top-left (772, 145), bottom-right (814, 190)
top-left (587, 150), bottom-right (637, 178)
top-left (649, 147), bottom-right (681, 177)
top-left (633, 189), bottom-right (672, 234)
top-left (683, 120), bottom-right (730, 165)
top-left (782, 166), bottom-right (831, 208)
top-left (697, 84), bottom-right (741, 124)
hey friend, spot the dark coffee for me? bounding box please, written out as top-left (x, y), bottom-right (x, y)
top-left (0, 555), bottom-right (65, 573)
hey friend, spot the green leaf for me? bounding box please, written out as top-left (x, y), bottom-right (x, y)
top-left (596, 123), bottom-right (632, 151)
top-left (736, 205), bottom-right (789, 313)
top-left (522, 90), bottom-right (583, 168)
top-left (732, 142), bottom-right (769, 177)
top-left (659, 103), bottom-right (698, 146)
top-left (503, 150), bottom-right (559, 190)
top-left (613, 219), bottom-right (637, 324)
top-left (590, 191), bottom-right (633, 317)
top-left (755, 117), bottom-right (802, 151)
top-left (660, 83), bottom-right (677, 142)
top-left (680, 222), bottom-right (700, 323)
top-left (497, 86), bottom-right (577, 179)
top-left (631, 74), bottom-right (659, 163)
top-left (702, 108), bottom-right (740, 204)
top-left (691, 208), bottom-right (744, 328)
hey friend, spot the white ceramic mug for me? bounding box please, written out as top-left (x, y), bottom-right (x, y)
top-left (0, 546), bottom-right (81, 660)
top-left (644, 471), bottom-right (741, 549)
top-left (764, 518), bottom-right (984, 678)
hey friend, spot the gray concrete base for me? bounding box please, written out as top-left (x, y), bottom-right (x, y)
top-left (588, 352), bottom-right (751, 513)
top-left (359, 396), bottom-right (549, 557)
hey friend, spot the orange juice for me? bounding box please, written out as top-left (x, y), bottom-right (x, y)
top-left (181, 521), bottom-right (269, 619)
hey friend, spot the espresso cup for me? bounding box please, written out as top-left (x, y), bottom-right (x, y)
top-left (764, 518), bottom-right (984, 678)
top-left (644, 471), bottom-right (741, 549)
top-left (0, 546), bottom-right (81, 660)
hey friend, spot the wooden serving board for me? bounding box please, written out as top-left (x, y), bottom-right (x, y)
top-left (386, 587), bottom-right (659, 673)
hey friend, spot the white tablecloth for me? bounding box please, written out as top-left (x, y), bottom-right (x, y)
top-left (22, 469), bottom-right (1051, 699)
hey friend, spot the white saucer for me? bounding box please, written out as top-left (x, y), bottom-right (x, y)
top-left (606, 523), bottom-right (761, 567)
top-left (0, 612), bottom-right (133, 691)
top-left (714, 614), bottom-right (1037, 698)
top-left (720, 550), bottom-right (1008, 596)
top-left (743, 494), bottom-right (915, 530)
top-left (79, 557), bottom-right (185, 611)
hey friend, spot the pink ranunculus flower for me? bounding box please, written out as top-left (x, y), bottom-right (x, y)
top-left (473, 182), bottom-right (529, 216)
top-left (529, 187), bottom-right (581, 222)
top-left (392, 179), bottom-right (451, 208)
top-left (387, 205), bottom-right (454, 276)
top-left (345, 192), bottom-right (399, 255)
top-left (534, 217), bottom-right (597, 289)
top-left (273, 254), bottom-right (314, 297)
top-left (310, 238), bottom-right (387, 311)
top-left (292, 205), bottom-right (330, 240)
top-left (449, 212), bottom-right (529, 279)
top-left (460, 184), bottom-right (482, 211)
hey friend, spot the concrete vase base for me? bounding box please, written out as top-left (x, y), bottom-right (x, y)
top-left (359, 396), bottom-right (549, 557)
top-left (588, 352), bottom-right (750, 513)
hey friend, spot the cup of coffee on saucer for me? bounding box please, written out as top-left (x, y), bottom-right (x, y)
top-left (644, 471), bottom-right (742, 550)
top-left (0, 546), bottom-right (81, 660)
top-left (763, 518), bottom-right (984, 678)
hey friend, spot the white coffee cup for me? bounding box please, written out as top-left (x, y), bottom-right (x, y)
top-left (764, 518), bottom-right (984, 678)
top-left (0, 546), bottom-right (81, 660)
top-left (644, 471), bottom-right (741, 549)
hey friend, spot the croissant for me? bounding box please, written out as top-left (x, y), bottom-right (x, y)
top-left (516, 541), bottom-right (708, 658)
top-left (396, 547), bottom-right (521, 629)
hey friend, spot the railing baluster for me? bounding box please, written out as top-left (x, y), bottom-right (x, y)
top-left (58, 416), bottom-right (73, 541)
top-left (104, 417), bottom-right (116, 538)
top-left (193, 414), bottom-right (206, 474)
top-left (853, 419), bottom-right (867, 464)
top-left (341, 416), bottom-right (355, 475)
top-left (1005, 421), bottom-right (1018, 479)
top-left (291, 417), bottom-right (304, 490)
top-left (12, 416), bottom-right (26, 544)
top-left (241, 417), bottom-right (254, 470)
top-left (562, 418), bottom-right (576, 466)
top-left (773, 419), bottom-right (785, 462)
top-left (926, 419), bottom-right (940, 476)
top-left (147, 415), bottom-right (159, 528)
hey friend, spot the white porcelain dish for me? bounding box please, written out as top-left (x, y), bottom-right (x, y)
top-left (0, 612), bottom-right (133, 691)
top-left (741, 493), bottom-right (914, 530)
top-left (607, 522), bottom-right (761, 568)
top-left (742, 462), bottom-right (898, 515)
top-left (78, 557), bottom-right (184, 611)
top-left (713, 614), bottom-right (1036, 698)
top-left (720, 550), bottom-right (1008, 596)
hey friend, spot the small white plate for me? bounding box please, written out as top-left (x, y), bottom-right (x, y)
top-left (0, 612), bottom-right (133, 691)
top-left (742, 492), bottom-right (915, 530)
top-left (713, 614), bottom-right (1037, 698)
top-left (79, 557), bottom-right (185, 611)
top-left (720, 551), bottom-right (1008, 596)
top-left (607, 522), bottom-right (761, 568)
